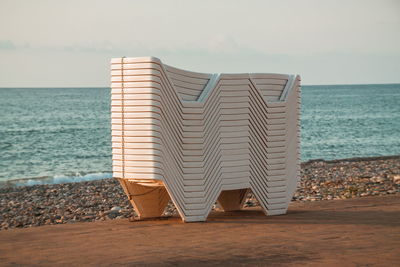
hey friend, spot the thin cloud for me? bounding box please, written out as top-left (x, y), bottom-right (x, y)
top-left (0, 40), bottom-right (16, 50)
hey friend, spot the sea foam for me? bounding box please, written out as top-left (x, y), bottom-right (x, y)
top-left (2, 172), bottom-right (113, 187)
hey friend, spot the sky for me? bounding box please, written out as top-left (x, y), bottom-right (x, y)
top-left (0, 0), bottom-right (399, 87)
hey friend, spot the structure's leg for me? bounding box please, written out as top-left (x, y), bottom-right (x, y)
top-left (250, 185), bottom-right (289, 216)
top-left (217, 189), bottom-right (248, 212)
top-left (118, 179), bottom-right (170, 219)
top-left (160, 180), bottom-right (210, 222)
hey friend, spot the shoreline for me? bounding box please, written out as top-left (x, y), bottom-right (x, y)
top-left (1, 155), bottom-right (399, 230)
top-left (2, 155), bottom-right (400, 187)
top-left (302, 154), bottom-right (400, 165)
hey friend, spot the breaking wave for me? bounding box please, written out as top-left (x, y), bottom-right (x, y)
top-left (1, 172), bottom-right (112, 187)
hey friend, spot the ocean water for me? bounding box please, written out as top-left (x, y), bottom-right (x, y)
top-left (0, 84), bottom-right (399, 186)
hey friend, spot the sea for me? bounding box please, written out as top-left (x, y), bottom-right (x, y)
top-left (0, 84), bottom-right (399, 186)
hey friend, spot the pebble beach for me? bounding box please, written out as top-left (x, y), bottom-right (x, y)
top-left (1, 155), bottom-right (399, 230)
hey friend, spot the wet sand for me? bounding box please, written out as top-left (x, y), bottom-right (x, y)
top-left (0, 195), bottom-right (399, 266)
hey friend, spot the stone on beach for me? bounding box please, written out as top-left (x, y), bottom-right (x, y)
top-left (0, 156), bottom-right (399, 230)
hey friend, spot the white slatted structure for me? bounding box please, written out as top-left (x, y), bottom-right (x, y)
top-left (111, 56), bottom-right (301, 222)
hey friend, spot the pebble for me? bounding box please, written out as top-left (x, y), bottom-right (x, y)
top-left (0, 156), bottom-right (399, 230)
top-left (111, 206), bottom-right (122, 212)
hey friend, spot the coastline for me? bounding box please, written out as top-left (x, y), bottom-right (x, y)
top-left (1, 155), bottom-right (399, 230)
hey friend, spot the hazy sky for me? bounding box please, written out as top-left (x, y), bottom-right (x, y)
top-left (0, 0), bottom-right (399, 86)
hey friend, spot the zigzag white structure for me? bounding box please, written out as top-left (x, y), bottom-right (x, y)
top-left (111, 57), bottom-right (301, 222)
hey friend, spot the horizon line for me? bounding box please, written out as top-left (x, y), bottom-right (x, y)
top-left (1, 82), bottom-right (400, 89)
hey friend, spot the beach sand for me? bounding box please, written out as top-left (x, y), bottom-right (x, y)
top-left (0, 194), bottom-right (399, 266)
